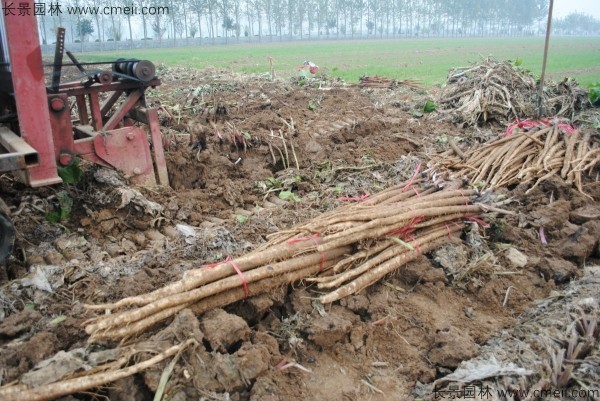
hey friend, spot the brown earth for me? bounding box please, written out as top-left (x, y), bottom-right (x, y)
top-left (0, 67), bottom-right (598, 401)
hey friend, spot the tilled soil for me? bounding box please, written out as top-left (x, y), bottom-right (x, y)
top-left (0, 68), bottom-right (598, 401)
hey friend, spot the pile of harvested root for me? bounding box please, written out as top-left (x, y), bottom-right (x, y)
top-left (359, 75), bottom-right (421, 90)
top-left (84, 176), bottom-right (505, 343)
top-left (438, 58), bottom-right (588, 125)
top-left (435, 122), bottom-right (599, 197)
top-left (431, 266), bottom-right (599, 400)
top-left (0, 339), bottom-right (196, 401)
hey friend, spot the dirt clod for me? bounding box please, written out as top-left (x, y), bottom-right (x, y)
top-left (427, 326), bottom-right (480, 368)
top-left (504, 247), bottom-right (528, 268)
top-left (200, 309), bottom-right (251, 352)
top-left (0, 308), bottom-right (41, 337)
top-left (538, 257), bottom-right (579, 284)
top-left (305, 313), bottom-right (353, 348)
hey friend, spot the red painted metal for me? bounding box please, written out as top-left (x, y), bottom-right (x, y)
top-left (146, 108), bottom-right (170, 186)
top-left (2, 0), bottom-right (61, 186)
top-left (47, 93), bottom-right (76, 163)
top-left (103, 89), bottom-right (143, 131)
top-left (89, 93), bottom-right (103, 131)
top-left (0, 3), bottom-right (167, 188)
top-left (93, 127), bottom-right (157, 186)
top-left (101, 90), bottom-right (124, 117)
top-left (76, 95), bottom-right (89, 125)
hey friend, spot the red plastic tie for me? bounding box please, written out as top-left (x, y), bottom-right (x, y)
top-left (202, 255), bottom-right (232, 269)
top-left (402, 163), bottom-right (422, 192)
top-left (466, 216), bottom-right (490, 228)
top-left (287, 234), bottom-right (326, 272)
top-left (287, 233), bottom-right (321, 245)
top-left (230, 259), bottom-right (249, 297)
top-left (407, 234), bottom-right (422, 255)
top-left (505, 118), bottom-right (575, 137)
top-left (337, 193), bottom-right (370, 202)
top-left (318, 252), bottom-right (326, 272)
top-left (386, 216), bottom-right (425, 239)
top-left (458, 189), bottom-right (470, 206)
top-left (557, 123), bottom-right (575, 135)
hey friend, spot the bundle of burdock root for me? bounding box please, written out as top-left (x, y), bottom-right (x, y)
top-left (358, 75), bottom-right (422, 90)
top-left (84, 175), bottom-right (505, 343)
top-left (437, 123), bottom-right (599, 197)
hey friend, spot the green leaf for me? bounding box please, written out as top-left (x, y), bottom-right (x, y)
top-left (235, 214), bottom-right (249, 224)
top-left (57, 161), bottom-right (83, 185)
top-left (423, 100), bottom-right (437, 113)
top-left (514, 58), bottom-right (523, 66)
top-left (589, 83), bottom-right (600, 105)
top-left (308, 99), bottom-right (319, 111)
top-left (25, 303), bottom-right (36, 310)
top-left (265, 177), bottom-right (281, 188)
top-left (278, 190), bottom-right (300, 202)
top-left (57, 191), bottom-right (74, 220)
top-left (45, 211), bottom-right (61, 223)
top-left (45, 191), bottom-right (74, 223)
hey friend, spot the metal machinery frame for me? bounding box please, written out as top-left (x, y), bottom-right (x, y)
top-left (0, 1), bottom-right (168, 187)
top-left (0, 0), bottom-right (169, 263)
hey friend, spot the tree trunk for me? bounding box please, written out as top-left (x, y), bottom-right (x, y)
top-left (258, 10), bottom-right (262, 40)
top-left (127, 17), bottom-right (133, 48)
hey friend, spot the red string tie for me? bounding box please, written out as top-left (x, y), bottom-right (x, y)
top-left (407, 234), bottom-right (422, 255)
top-left (337, 193), bottom-right (370, 202)
top-left (286, 234), bottom-right (326, 272)
top-left (230, 259), bottom-right (249, 297)
top-left (202, 255), bottom-right (233, 269)
top-left (287, 233), bottom-right (321, 245)
top-left (202, 256), bottom-right (249, 298)
top-left (386, 216), bottom-right (425, 239)
top-left (466, 216), bottom-right (490, 228)
top-left (402, 163), bottom-right (422, 192)
top-left (444, 223), bottom-right (452, 239)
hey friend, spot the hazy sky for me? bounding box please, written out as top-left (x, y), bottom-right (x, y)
top-left (554, 0), bottom-right (600, 18)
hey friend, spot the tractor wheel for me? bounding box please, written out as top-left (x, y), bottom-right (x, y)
top-left (0, 198), bottom-right (15, 265)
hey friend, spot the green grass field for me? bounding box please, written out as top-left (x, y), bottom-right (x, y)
top-left (84, 37), bottom-right (600, 87)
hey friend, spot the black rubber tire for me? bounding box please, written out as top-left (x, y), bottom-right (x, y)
top-left (0, 199), bottom-right (15, 265)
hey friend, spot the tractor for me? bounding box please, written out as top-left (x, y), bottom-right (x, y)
top-left (0, 1), bottom-right (168, 264)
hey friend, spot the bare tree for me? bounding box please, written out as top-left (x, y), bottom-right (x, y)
top-left (137, 0), bottom-right (149, 41)
top-left (191, 0), bottom-right (206, 42)
top-left (120, 0), bottom-right (134, 46)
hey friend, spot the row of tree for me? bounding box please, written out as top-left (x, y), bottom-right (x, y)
top-left (37, 0), bottom-right (600, 45)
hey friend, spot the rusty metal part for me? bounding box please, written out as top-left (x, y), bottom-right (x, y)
top-left (0, 10), bottom-right (166, 188)
top-left (95, 70), bottom-right (113, 85)
top-left (0, 198), bottom-right (15, 265)
top-left (93, 127), bottom-right (157, 185)
top-left (66, 50), bottom-right (86, 73)
top-left (2, 9), bottom-right (61, 186)
top-left (0, 126), bottom-right (39, 172)
top-left (113, 59), bottom-right (156, 82)
top-left (51, 28), bottom-right (66, 92)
